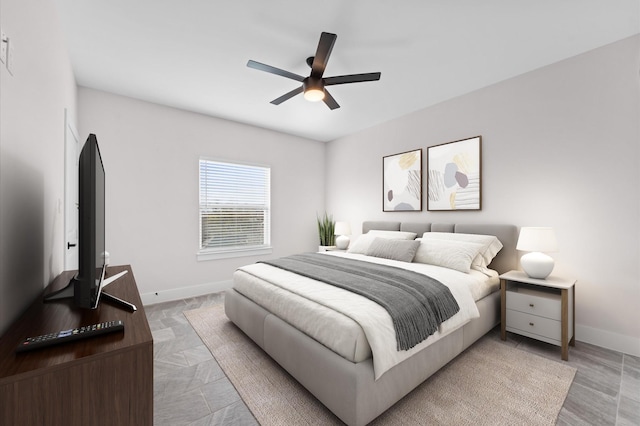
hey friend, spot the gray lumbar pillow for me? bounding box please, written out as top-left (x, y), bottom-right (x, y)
top-left (365, 238), bottom-right (421, 262)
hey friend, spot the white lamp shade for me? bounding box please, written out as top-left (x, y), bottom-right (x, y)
top-left (334, 222), bottom-right (351, 236)
top-left (516, 227), bottom-right (558, 252)
top-left (517, 227), bottom-right (558, 279)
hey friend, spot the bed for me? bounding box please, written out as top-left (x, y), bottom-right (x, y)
top-left (224, 222), bottom-right (517, 425)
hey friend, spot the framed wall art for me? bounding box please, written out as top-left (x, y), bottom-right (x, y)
top-left (383, 149), bottom-right (422, 212)
top-left (427, 136), bottom-right (481, 211)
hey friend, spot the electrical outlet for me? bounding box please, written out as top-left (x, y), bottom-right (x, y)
top-left (0, 32), bottom-right (7, 65)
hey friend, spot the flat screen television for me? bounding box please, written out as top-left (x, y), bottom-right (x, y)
top-left (76, 133), bottom-right (106, 308)
top-left (45, 134), bottom-right (133, 310)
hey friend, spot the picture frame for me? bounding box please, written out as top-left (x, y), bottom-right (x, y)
top-left (427, 136), bottom-right (481, 211)
top-left (383, 149), bottom-right (422, 212)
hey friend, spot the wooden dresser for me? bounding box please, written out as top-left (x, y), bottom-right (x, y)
top-left (0, 265), bottom-right (153, 425)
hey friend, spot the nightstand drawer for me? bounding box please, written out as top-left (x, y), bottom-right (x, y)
top-left (506, 310), bottom-right (561, 342)
top-left (506, 285), bottom-right (561, 320)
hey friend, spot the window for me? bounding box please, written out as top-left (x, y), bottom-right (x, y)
top-left (198, 158), bottom-right (271, 260)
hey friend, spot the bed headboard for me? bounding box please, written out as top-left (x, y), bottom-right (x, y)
top-left (362, 221), bottom-right (517, 274)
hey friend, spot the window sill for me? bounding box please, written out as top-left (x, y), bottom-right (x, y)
top-left (197, 246), bottom-right (273, 262)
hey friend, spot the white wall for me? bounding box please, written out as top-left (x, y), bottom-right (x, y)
top-left (0, 0), bottom-right (77, 334)
top-left (78, 88), bottom-right (325, 303)
top-left (326, 35), bottom-right (640, 356)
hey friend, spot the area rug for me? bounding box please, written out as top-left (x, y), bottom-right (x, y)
top-left (185, 304), bottom-right (576, 425)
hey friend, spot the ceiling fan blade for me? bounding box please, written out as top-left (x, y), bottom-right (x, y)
top-left (322, 89), bottom-right (340, 110)
top-left (270, 86), bottom-right (304, 105)
top-left (324, 72), bottom-right (381, 86)
top-left (311, 32), bottom-right (337, 79)
top-left (247, 60), bottom-right (305, 82)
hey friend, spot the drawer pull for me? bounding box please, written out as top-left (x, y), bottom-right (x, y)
top-left (529, 322), bottom-right (534, 326)
top-left (529, 303), bottom-right (535, 307)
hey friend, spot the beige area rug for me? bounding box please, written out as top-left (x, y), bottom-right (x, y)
top-left (185, 304), bottom-right (576, 425)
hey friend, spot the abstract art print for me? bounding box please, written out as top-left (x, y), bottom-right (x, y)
top-left (383, 149), bottom-right (422, 211)
top-left (427, 136), bottom-right (481, 211)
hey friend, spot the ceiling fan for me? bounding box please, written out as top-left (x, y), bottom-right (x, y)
top-left (247, 32), bottom-right (381, 110)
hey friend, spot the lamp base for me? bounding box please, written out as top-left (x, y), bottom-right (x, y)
top-left (336, 235), bottom-right (350, 250)
top-left (521, 252), bottom-right (554, 279)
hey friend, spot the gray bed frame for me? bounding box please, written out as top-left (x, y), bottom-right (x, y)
top-left (225, 222), bottom-right (517, 425)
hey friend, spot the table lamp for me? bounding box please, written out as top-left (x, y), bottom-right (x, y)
top-left (516, 227), bottom-right (558, 279)
top-left (334, 221), bottom-right (351, 250)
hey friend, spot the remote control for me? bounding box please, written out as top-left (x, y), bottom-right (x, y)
top-left (16, 320), bottom-right (125, 353)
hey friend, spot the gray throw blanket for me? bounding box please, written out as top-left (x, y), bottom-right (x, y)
top-left (260, 253), bottom-right (460, 351)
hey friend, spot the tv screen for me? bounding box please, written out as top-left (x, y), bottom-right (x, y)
top-left (74, 134), bottom-right (106, 308)
top-left (44, 133), bottom-right (106, 309)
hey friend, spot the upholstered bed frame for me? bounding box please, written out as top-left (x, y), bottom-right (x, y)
top-left (225, 222), bottom-right (517, 426)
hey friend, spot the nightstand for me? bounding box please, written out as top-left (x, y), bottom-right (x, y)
top-left (500, 270), bottom-right (576, 361)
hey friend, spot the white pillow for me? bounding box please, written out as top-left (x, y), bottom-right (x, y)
top-left (366, 238), bottom-right (421, 262)
top-left (348, 230), bottom-right (417, 254)
top-left (413, 239), bottom-right (485, 273)
top-left (421, 232), bottom-right (503, 268)
top-left (347, 234), bottom-right (377, 254)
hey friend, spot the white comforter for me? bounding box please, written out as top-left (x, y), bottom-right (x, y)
top-left (235, 252), bottom-right (489, 380)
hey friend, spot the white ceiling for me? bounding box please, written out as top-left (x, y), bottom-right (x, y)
top-left (53, 0), bottom-right (639, 142)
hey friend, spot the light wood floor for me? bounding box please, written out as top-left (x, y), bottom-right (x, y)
top-left (146, 292), bottom-right (639, 426)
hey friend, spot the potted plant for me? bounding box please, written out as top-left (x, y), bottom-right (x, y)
top-left (317, 212), bottom-right (336, 251)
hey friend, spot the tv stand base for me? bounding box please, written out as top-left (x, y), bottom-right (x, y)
top-left (101, 291), bottom-right (137, 312)
top-left (43, 269), bottom-right (136, 312)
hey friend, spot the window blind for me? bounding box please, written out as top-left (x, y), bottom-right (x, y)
top-left (199, 159), bottom-right (271, 252)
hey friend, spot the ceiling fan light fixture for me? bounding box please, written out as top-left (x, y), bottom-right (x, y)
top-left (304, 88), bottom-right (325, 102)
top-left (303, 78), bottom-right (325, 102)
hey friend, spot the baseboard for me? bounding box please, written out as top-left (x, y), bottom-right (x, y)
top-left (140, 280), bottom-right (234, 306)
top-left (576, 324), bottom-right (640, 357)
